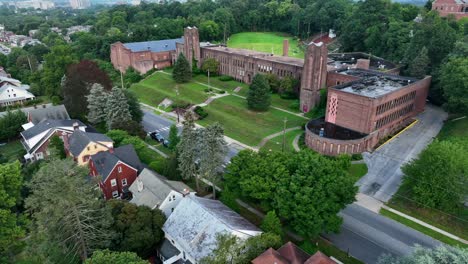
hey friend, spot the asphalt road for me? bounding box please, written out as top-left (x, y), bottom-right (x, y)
top-left (324, 204), bottom-right (442, 264)
top-left (358, 105), bottom-right (448, 202)
top-left (141, 108), bottom-right (242, 163)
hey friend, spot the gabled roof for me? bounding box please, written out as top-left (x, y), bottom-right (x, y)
top-left (90, 145), bottom-right (142, 181)
top-left (163, 195), bottom-right (261, 262)
top-left (129, 168), bottom-right (191, 208)
top-left (68, 130), bottom-right (112, 156)
top-left (21, 119), bottom-right (85, 140)
top-left (251, 248), bottom-right (289, 264)
top-left (304, 252), bottom-right (336, 264)
top-left (278, 242), bottom-right (311, 264)
top-left (122, 37), bottom-right (184, 53)
top-left (27, 104), bottom-right (70, 124)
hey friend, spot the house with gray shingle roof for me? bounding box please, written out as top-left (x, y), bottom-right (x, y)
top-left (89, 144), bottom-right (143, 200)
top-left (129, 168), bottom-right (193, 217)
top-left (158, 194), bottom-right (262, 264)
top-left (65, 130), bottom-right (114, 165)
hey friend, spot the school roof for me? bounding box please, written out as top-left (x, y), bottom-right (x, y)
top-left (122, 38), bottom-right (184, 53)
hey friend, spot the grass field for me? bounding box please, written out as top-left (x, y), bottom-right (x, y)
top-left (380, 208), bottom-right (467, 248)
top-left (197, 95), bottom-right (305, 146)
top-left (130, 72), bottom-right (210, 106)
top-left (348, 163), bottom-right (368, 183)
top-left (437, 116), bottom-right (468, 140)
top-left (0, 140), bottom-right (24, 163)
top-left (228, 32), bottom-right (305, 59)
top-left (261, 129), bottom-right (304, 152)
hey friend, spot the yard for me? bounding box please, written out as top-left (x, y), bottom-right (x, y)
top-left (227, 32), bottom-right (305, 59)
top-left (197, 95), bottom-right (305, 146)
top-left (0, 140), bottom-right (25, 163)
top-left (261, 129), bottom-right (304, 153)
top-left (130, 72), bottom-right (210, 106)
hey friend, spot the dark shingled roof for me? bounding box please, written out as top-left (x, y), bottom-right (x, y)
top-left (27, 104), bottom-right (70, 124)
top-left (68, 130), bottom-right (112, 156)
top-left (90, 144), bottom-right (143, 181)
top-left (123, 38), bottom-right (183, 53)
top-left (21, 119), bottom-right (85, 140)
top-left (159, 239), bottom-right (180, 260)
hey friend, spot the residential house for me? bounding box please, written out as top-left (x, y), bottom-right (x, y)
top-left (251, 242), bottom-right (337, 264)
top-left (158, 194), bottom-right (262, 264)
top-left (20, 119), bottom-right (86, 162)
top-left (129, 168), bottom-right (193, 217)
top-left (0, 76), bottom-right (35, 107)
top-left (89, 144), bottom-right (143, 200)
top-left (0, 66), bottom-right (10, 77)
top-left (66, 130), bottom-right (113, 165)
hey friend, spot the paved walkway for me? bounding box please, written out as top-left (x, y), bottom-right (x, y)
top-left (292, 133), bottom-right (302, 151)
top-left (256, 126), bottom-right (302, 148)
top-left (144, 142), bottom-right (168, 158)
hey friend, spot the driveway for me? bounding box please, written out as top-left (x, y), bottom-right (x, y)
top-left (358, 105), bottom-right (448, 202)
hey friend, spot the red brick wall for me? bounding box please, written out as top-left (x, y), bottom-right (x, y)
top-left (111, 42), bottom-right (174, 74)
top-left (33, 130), bottom-right (73, 160)
top-left (89, 160), bottom-right (137, 200)
top-left (326, 72), bottom-right (360, 87)
top-left (432, 0), bottom-right (468, 19)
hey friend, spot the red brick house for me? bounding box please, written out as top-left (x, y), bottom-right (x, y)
top-left (251, 242), bottom-right (336, 264)
top-left (88, 144), bottom-right (143, 200)
top-left (432, 0), bottom-right (468, 20)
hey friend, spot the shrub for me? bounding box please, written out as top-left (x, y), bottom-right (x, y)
top-left (194, 106), bottom-right (208, 119)
top-left (204, 88), bottom-right (213, 93)
top-left (219, 190), bottom-right (239, 212)
top-left (51, 96), bottom-right (61, 105)
top-left (171, 100), bottom-right (191, 110)
top-left (351, 153), bottom-right (363, 161)
top-left (289, 100), bottom-right (300, 111)
top-left (219, 75), bottom-right (234, 82)
top-left (24, 98), bottom-right (43, 106)
top-left (218, 90), bottom-right (226, 94)
top-left (149, 156), bottom-right (167, 174)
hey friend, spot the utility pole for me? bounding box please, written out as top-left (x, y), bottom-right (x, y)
top-left (120, 67), bottom-right (125, 89)
top-left (208, 69), bottom-right (210, 87)
top-left (27, 55), bottom-right (32, 71)
top-left (282, 118), bottom-right (287, 152)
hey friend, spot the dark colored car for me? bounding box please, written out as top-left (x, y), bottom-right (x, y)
top-left (163, 139), bottom-right (170, 147)
top-left (149, 132), bottom-right (164, 142)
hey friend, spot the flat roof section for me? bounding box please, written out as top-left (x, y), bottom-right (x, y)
top-left (202, 46), bottom-right (305, 67)
top-left (334, 69), bottom-right (417, 98)
top-left (122, 38), bottom-right (184, 53)
top-left (328, 52), bottom-right (397, 71)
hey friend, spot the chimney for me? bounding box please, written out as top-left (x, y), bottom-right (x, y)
top-left (182, 188), bottom-right (190, 197)
top-left (72, 122), bottom-right (79, 131)
top-left (282, 39), bottom-right (289, 57)
top-left (356, 59), bottom-right (370, 70)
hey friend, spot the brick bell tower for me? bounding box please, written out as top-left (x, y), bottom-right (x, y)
top-left (183, 26), bottom-right (201, 68)
top-left (300, 42), bottom-right (328, 113)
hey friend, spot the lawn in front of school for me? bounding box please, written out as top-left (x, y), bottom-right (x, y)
top-left (196, 95), bottom-right (305, 146)
top-left (227, 32), bottom-right (305, 59)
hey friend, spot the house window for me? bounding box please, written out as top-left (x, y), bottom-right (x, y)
top-left (122, 178), bottom-right (127, 186)
top-left (87, 146), bottom-right (90, 151)
top-left (112, 190), bottom-right (119, 198)
top-left (13, 94), bottom-right (16, 97)
top-left (94, 144), bottom-right (97, 149)
top-left (118, 166), bottom-right (122, 173)
top-left (35, 152), bottom-right (44, 160)
top-left (171, 208), bottom-right (174, 212)
top-left (111, 179), bottom-right (117, 187)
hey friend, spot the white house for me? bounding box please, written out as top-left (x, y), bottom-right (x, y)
top-left (129, 168), bottom-right (193, 217)
top-left (158, 194), bottom-right (262, 264)
top-left (0, 76), bottom-right (35, 107)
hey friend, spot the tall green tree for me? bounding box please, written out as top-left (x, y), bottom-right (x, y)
top-left (401, 140), bottom-right (468, 212)
top-left (247, 74), bottom-right (271, 111)
top-left (201, 58), bottom-right (220, 76)
top-left (440, 57), bottom-right (468, 114)
top-left (25, 159), bottom-right (113, 261)
top-left (0, 110), bottom-right (27, 142)
top-left (105, 87), bottom-right (132, 130)
top-left (85, 249), bottom-right (147, 264)
top-left (86, 83), bottom-right (108, 125)
top-left (173, 53), bottom-right (191, 83)
top-left (408, 47), bottom-right (430, 79)
top-left (199, 122), bottom-right (227, 199)
top-left (41, 45), bottom-right (78, 97)
top-left (168, 124), bottom-right (180, 150)
top-left (261, 211), bottom-right (283, 236)
top-left (108, 200), bottom-right (166, 258)
top-left (48, 135), bottom-right (66, 159)
top-left (377, 245), bottom-right (468, 264)
top-left (124, 89), bottom-right (144, 123)
top-left (177, 111), bottom-right (200, 191)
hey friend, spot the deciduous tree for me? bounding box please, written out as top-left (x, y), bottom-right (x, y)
top-left (247, 74), bottom-right (271, 111)
top-left (201, 58), bottom-right (220, 76)
top-left (168, 124), bottom-right (180, 150)
top-left (177, 111), bottom-right (200, 191)
top-left (85, 249), bottom-right (147, 264)
top-left (440, 57), bottom-right (468, 114)
top-left (0, 110), bottom-right (27, 142)
top-left (377, 245), bottom-right (468, 264)
top-left (48, 135), bottom-right (66, 159)
top-left (408, 47), bottom-right (430, 79)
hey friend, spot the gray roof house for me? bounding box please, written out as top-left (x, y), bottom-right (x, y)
top-left (159, 194), bottom-right (262, 264)
top-left (0, 104), bottom-right (70, 126)
top-left (68, 130), bottom-right (113, 157)
top-left (129, 168), bottom-right (192, 215)
top-left (90, 144), bottom-right (144, 181)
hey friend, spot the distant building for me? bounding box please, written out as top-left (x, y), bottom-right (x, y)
top-left (158, 194), bottom-right (262, 264)
top-left (69, 0), bottom-right (90, 9)
top-left (432, 0), bottom-right (468, 20)
top-left (0, 104), bottom-right (70, 124)
top-left (252, 242), bottom-right (337, 264)
top-left (129, 168), bottom-right (193, 217)
top-left (5, 0), bottom-right (55, 10)
top-left (88, 145), bottom-right (144, 200)
top-left (110, 38), bottom-right (183, 74)
top-left (0, 76), bottom-right (35, 107)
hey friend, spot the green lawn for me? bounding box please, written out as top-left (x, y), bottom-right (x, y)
top-left (228, 32), bottom-right (305, 59)
top-left (380, 208), bottom-right (467, 248)
top-left (437, 117), bottom-right (468, 140)
top-left (348, 163), bottom-right (368, 182)
top-left (261, 130), bottom-right (304, 153)
top-left (0, 140), bottom-right (25, 163)
top-left (192, 74), bottom-right (249, 94)
top-left (299, 239), bottom-right (363, 264)
top-left (197, 95), bottom-right (305, 146)
top-left (130, 72), bottom-right (210, 106)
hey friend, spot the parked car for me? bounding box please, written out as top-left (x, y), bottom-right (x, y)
top-left (149, 132), bottom-right (164, 142)
top-left (163, 139), bottom-right (170, 147)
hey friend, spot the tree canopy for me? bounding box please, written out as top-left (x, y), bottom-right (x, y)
top-left (247, 74), bottom-right (271, 111)
top-left (377, 245), bottom-right (468, 264)
top-left (85, 249), bottom-right (147, 264)
top-left (173, 53), bottom-right (191, 83)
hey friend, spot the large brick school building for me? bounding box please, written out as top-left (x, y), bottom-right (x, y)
top-left (111, 27), bottom-right (430, 155)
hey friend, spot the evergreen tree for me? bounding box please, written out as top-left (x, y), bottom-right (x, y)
top-left (105, 87), bottom-right (132, 130)
top-left (247, 74), bottom-right (271, 111)
top-left (261, 211), bottom-right (283, 236)
top-left (168, 124), bottom-right (180, 150)
top-left (177, 111), bottom-right (200, 191)
top-left (124, 90), bottom-right (144, 123)
top-left (378, 245), bottom-right (468, 264)
top-left (173, 53), bottom-right (191, 83)
top-left (199, 122), bottom-right (227, 199)
top-left (408, 47), bottom-right (430, 79)
top-left (86, 83), bottom-right (108, 125)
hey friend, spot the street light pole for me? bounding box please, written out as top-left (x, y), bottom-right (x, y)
top-left (282, 118), bottom-right (287, 152)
